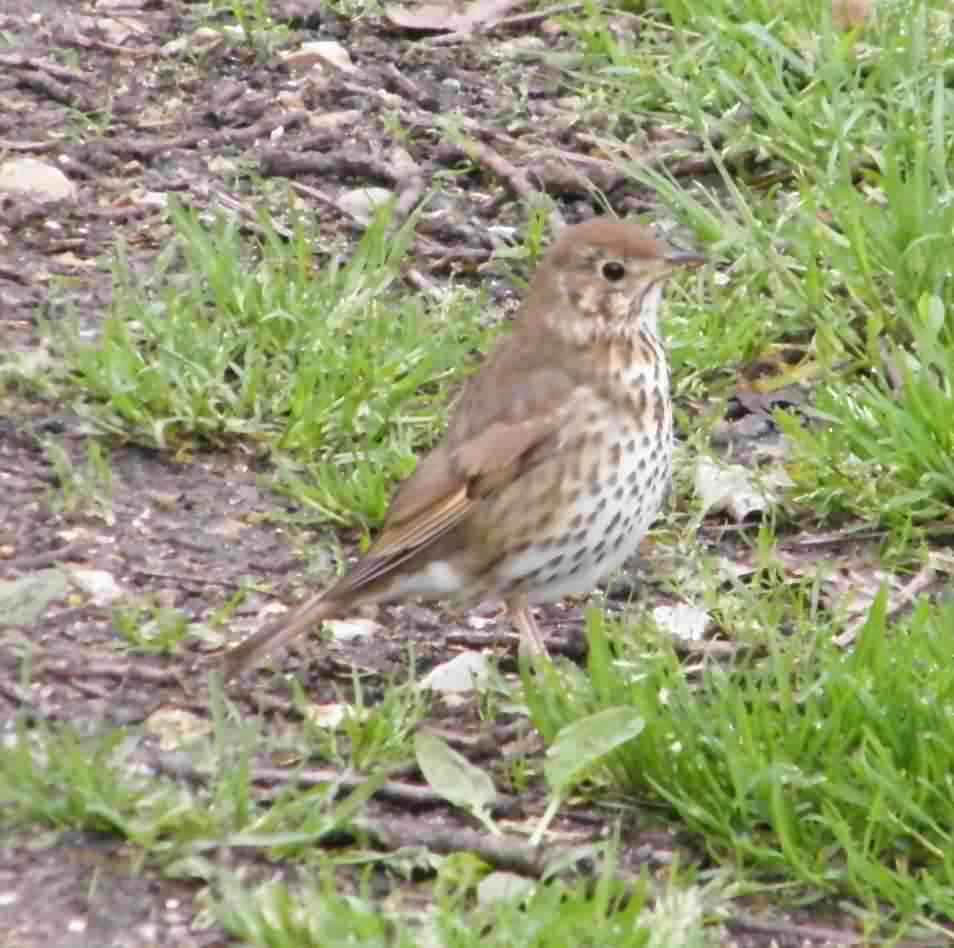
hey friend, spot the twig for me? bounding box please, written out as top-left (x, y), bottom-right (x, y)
top-left (108, 110), bottom-right (308, 160)
top-left (212, 189), bottom-right (294, 239)
top-left (0, 266), bottom-right (33, 286)
top-left (833, 564), bottom-right (938, 649)
top-left (424, 0), bottom-right (585, 45)
top-left (780, 523), bottom-right (887, 548)
top-left (146, 751), bottom-right (523, 817)
top-left (0, 139), bottom-right (60, 154)
top-left (25, 647), bottom-right (189, 688)
top-left (0, 53), bottom-right (87, 82)
top-left (258, 147), bottom-right (399, 185)
top-left (17, 72), bottom-right (93, 111)
top-left (129, 566), bottom-right (256, 590)
top-left (431, 720), bottom-right (530, 759)
top-left (4, 540), bottom-right (88, 572)
top-left (57, 34), bottom-right (162, 59)
top-left (359, 816), bottom-right (568, 877)
top-left (0, 676), bottom-right (55, 721)
top-left (446, 136), bottom-right (566, 229)
top-left (724, 911), bottom-right (949, 947)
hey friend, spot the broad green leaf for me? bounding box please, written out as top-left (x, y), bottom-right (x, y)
top-left (545, 707), bottom-right (644, 793)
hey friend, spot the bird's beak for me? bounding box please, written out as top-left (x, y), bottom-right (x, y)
top-left (663, 248), bottom-right (707, 269)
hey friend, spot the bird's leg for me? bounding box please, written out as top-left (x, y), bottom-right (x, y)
top-left (508, 601), bottom-right (550, 658)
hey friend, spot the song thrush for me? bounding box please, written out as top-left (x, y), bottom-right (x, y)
top-left (223, 218), bottom-right (704, 679)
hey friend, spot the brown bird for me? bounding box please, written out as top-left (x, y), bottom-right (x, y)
top-left (223, 217), bottom-right (704, 679)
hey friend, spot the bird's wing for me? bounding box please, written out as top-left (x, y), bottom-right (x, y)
top-left (325, 365), bottom-right (578, 598)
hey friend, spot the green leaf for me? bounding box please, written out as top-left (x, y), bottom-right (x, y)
top-left (545, 707), bottom-right (645, 793)
top-left (415, 731), bottom-right (497, 823)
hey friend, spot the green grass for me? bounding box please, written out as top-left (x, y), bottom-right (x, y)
top-left (524, 591), bottom-right (954, 933)
top-left (556, 0), bottom-right (954, 548)
top-left (54, 200), bottom-right (493, 525)
top-left (214, 841), bottom-right (716, 948)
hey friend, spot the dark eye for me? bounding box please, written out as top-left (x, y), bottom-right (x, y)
top-left (601, 260), bottom-right (626, 282)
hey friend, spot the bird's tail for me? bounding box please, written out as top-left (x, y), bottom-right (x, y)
top-left (221, 593), bottom-right (342, 680)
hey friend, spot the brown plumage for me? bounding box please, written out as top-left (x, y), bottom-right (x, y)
top-left (222, 218), bottom-right (704, 679)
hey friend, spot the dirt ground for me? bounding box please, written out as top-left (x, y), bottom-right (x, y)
top-left (0, 1), bottom-right (885, 946)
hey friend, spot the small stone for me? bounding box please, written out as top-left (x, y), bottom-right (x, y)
top-left (420, 651), bottom-right (489, 694)
top-left (283, 40), bottom-right (355, 74)
top-left (0, 158), bottom-right (76, 203)
top-left (337, 187), bottom-right (395, 224)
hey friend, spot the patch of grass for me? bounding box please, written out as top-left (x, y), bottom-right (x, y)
top-left (296, 668), bottom-right (431, 771)
top-left (113, 600), bottom-right (194, 655)
top-left (55, 200), bottom-right (493, 525)
top-left (778, 295), bottom-right (954, 531)
top-left (0, 723), bottom-right (213, 849)
top-left (44, 437), bottom-right (116, 524)
top-left (524, 592), bottom-right (954, 932)
top-left (214, 837), bottom-right (718, 948)
top-left (207, 0), bottom-right (291, 58)
top-left (0, 686), bottom-right (398, 864)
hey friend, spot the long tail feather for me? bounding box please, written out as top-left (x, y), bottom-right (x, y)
top-left (221, 594), bottom-right (342, 680)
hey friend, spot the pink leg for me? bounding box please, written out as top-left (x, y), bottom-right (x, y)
top-left (509, 602), bottom-right (549, 657)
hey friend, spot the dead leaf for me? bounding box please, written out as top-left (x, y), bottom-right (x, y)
top-left (385, 0), bottom-right (529, 34)
top-left (420, 651), bottom-right (490, 694)
top-left (694, 457), bottom-right (775, 523)
top-left (652, 604), bottom-right (709, 643)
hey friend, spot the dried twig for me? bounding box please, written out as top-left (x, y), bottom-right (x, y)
top-left (17, 72), bottom-right (93, 111)
top-left (259, 147), bottom-right (398, 185)
top-left (0, 53), bottom-right (87, 82)
top-left (424, 0), bottom-right (587, 45)
top-left (108, 111), bottom-right (309, 160)
top-left (5, 539), bottom-right (88, 572)
top-left (360, 816), bottom-right (566, 876)
top-left (444, 136), bottom-right (565, 229)
top-left (0, 139), bottom-right (60, 154)
top-left (146, 751), bottom-right (523, 817)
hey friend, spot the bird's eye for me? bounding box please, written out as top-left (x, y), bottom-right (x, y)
top-left (601, 260), bottom-right (626, 282)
